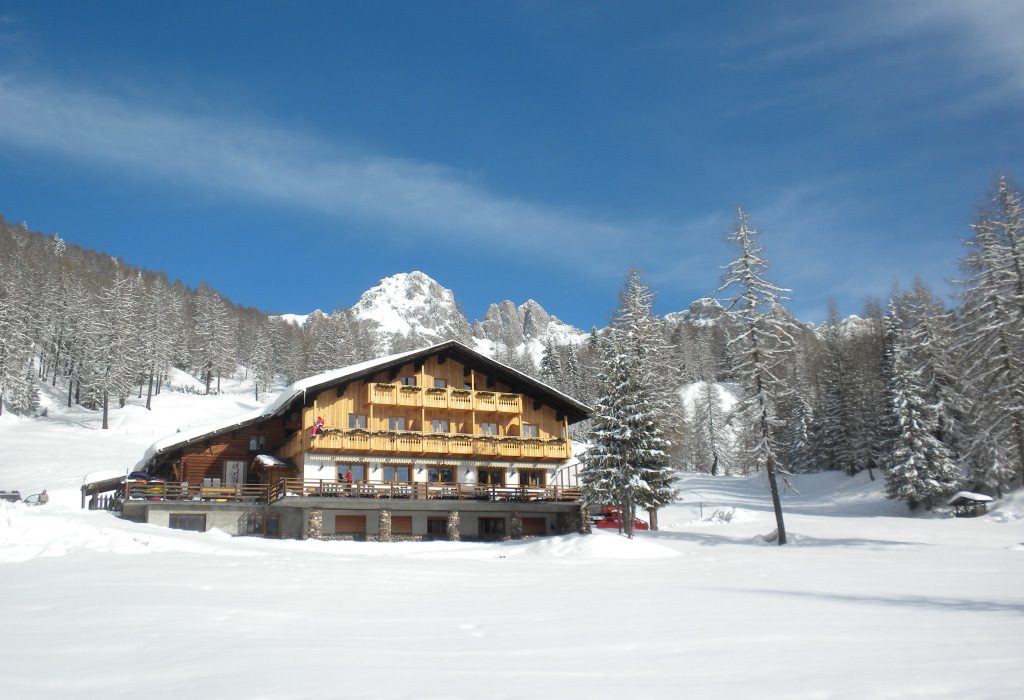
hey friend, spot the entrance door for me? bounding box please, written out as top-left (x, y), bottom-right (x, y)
top-left (224, 460), bottom-right (246, 486)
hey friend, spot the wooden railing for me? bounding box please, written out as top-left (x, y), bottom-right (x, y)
top-left (270, 479), bottom-right (581, 503)
top-left (366, 384), bottom-right (523, 413)
top-left (286, 429), bottom-right (571, 460)
top-left (123, 480), bottom-right (271, 504)
top-left (124, 479), bottom-right (582, 505)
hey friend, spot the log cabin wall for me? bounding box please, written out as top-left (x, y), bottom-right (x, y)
top-left (179, 419), bottom-right (288, 485)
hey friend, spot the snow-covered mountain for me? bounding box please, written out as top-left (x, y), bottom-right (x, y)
top-left (665, 297), bottom-right (727, 326)
top-left (285, 272), bottom-right (587, 362)
top-left (349, 271), bottom-right (471, 341)
top-left (472, 299), bottom-right (588, 363)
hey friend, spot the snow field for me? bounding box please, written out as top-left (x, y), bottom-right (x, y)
top-left (1, 384), bottom-right (1023, 698)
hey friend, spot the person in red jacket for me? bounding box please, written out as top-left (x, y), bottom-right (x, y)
top-left (311, 416), bottom-right (325, 437)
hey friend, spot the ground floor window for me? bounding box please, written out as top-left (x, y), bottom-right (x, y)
top-left (391, 515), bottom-right (413, 535)
top-left (382, 465), bottom-right (411, 482)
top-left (479, 517), bottom-right (506, 539)
top-left (519, 469), bottom-right (546, 487)
top-left (427, 466), bottom-right (454, 483)
top-left (427, 517), bottom-right (448, 538)
top-left (338, 463), bottom-right (367, 481)
top-left (478, 468), bottom-right (505, 486)
top-left (169, 513), bottom-right (207, 532)
top-left (242, 513), bottom-right (281, 537)
top-left (335, 515), bottom-right (367, 535)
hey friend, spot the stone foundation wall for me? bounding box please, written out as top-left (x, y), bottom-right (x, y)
top-left (306, 510), bottom-right (323, 539)
top-left (447, 511), bottom-right (461, 541)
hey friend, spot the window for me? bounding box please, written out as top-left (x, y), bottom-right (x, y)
top-left (522, 423), bottom-right (539, 438)
top-left (431, 418), bottom-right (450, 433)
top-left (480, 422), bottom-right (498, 436)
top-left (388, 416), bottom-right (407, 431)
top-left (349, 414), bottom-right (367, 429)
top-left (400, 376), bottom-right (417, 386)
top-left (428, 467), bottom-right (454, 483)
top-left (391, 516), bottom-right (413, 535)
top-left (337, 463), bottom-right (366, 482)
top-left (427, 517), bottom-right (448, 538)
top-left (335, 515), bottom-right (366, 535)
top-left (169, 513), bottom-right (206, 532)
top-left (464, 382), bottom-right (472, 390)
top-left (434, 378), bottom-right (447, 389)
top-left (242, 513), bottom-right (281, 537)
top-left (383, 465), bottom-right (411, 482)
top-left (520, 469), bottom-right (546, 487)
top-left (478, 468), bottom-right (505, 486)
top-left (479, 517), bottom-right (506, 539)
top-left (248, 435), bottom-right (266, 452)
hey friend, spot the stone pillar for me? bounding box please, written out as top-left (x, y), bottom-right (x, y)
top-left (578, 505), bottom-right (591, 534)
top-left (307, 509), bottom-right (323, 540)
top-left (447, 511), bottom-right (461, 542)
top-left (379, 509), bottom-right (392, 542)
top-left (511, 512), bottom-right (524, 539)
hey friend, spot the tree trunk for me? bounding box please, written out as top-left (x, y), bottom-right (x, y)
top-left (102, 390), bottom-right (109, 430)
top-left (67, 365), bottom-right (74, 408)
top-left (145, 371), bottom-right (154, 411)
top-left (647, 507), bottom-right (658, 531)
top-left (766, 454), bottom-right (787, 545)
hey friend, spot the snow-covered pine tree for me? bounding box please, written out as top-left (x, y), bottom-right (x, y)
top-left (580, 271), bottom-right (676, 536)
top-left (881, 304), bottom-right (960, 509)
top-left (689, 378), bottom-right (735, 475)
top-left (716, 206), bottom-right (793, 544)
top-left (955, 177), bottom-right (1024, 488)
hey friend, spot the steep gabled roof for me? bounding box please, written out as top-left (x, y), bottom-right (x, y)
top-left (138, 340), bottom-right (591, 469)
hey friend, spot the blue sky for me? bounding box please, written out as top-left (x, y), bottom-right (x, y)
top-left (0, 1), bottom-right (1021, 328)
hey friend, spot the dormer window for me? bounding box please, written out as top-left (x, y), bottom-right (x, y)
top-left (400, 376), bottom-right (417, 386)
top-left (434, 378), bottom-right (447, 389)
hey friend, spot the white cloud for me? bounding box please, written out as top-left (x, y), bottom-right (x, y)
top-left (0, 77), bottom-right (646, 272)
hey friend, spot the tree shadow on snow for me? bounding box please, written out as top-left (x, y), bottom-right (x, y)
top-left (647, 531), bottom-right (924, 548)
top-left (728, 588), bottom-right (1024, 615)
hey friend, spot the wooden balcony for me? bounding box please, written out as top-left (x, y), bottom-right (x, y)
top-left (269, 479), bottom-right (581, 503)
top-left (366, 384), bottom-right (523, 414)
top-left (124, 479), bottom-right (582, 505)
top-left (281, 429), bottom-right (571, 461)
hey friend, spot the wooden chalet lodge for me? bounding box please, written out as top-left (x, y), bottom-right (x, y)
top-left (118, 341), bottom-right (591, 541)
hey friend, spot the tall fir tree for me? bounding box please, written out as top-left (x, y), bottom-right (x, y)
top-left (881, 305), bottom-right (960, 509)
top-left (716, 206), bottom-right (793, 544)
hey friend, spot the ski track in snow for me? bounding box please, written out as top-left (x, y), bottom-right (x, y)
top-left (2, 379), bottom-right (1024, 699)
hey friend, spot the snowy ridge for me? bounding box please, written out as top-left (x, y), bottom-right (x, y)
top-left (350, 271), bottom-right (469, 339)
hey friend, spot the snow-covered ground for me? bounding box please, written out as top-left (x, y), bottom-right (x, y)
top-left (2, 380), bottom-right (1023, 699)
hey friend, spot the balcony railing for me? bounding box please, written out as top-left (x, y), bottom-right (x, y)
top-left (269, 479), bottom-right (581, 503)
top-left (366, 384), bottom-right (523, 413)
top-left (123, 479), bottom-right (582, 506)
top-left (282, 429), bottom-right (570, 461)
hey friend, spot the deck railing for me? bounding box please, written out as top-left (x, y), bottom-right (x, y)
top-left (270, 479), bottom-right (581, 503)
top-left (124, 479), bottom-right (581, 505)
top-left (284, 429), bottom-right (571, 460)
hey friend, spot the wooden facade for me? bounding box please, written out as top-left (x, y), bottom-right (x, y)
top-left (144, 341), bottom-right (590, 510)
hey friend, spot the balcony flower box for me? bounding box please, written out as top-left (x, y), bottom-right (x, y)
top-left (451, 389), bottom-right (472, 397)
top-left (499, 393), bottom-right (518, 400)
top-left (375, 383), bottom-right (397, 391)
top-left (400, 385), bottom-right (422, 392)
top-left (426, 387), bottom-right (447, 394)
top-left (476, 391), bottom-right (495, 398)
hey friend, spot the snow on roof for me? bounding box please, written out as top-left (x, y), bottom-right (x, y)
top-left (947, 491), bottom-right (994, 505)
top-left (253, 454), bottom-right (289, 467)
top-left (83, 470), bottom-right (127, 486)
top-left (138, 345), bottom-right (431, 468)
top-left (138, 340), bottom-right (588, 471)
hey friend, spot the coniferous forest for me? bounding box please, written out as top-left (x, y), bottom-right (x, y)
top-left (2, 176), bottom-right (1021, 511)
